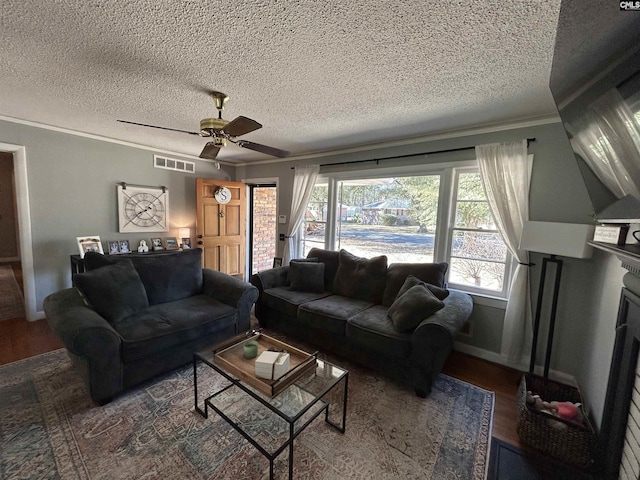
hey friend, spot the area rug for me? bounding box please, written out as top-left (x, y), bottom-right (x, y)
top-left (0, 346), bottom-right (493, 479)
top-left (0, 264), bottom-right (24, 321)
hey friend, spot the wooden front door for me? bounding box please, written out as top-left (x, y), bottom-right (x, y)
top-left (196, 179), bottom-right (246, 279)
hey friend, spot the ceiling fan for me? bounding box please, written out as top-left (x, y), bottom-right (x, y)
top-left (117, 91), bottom-right (290, 160)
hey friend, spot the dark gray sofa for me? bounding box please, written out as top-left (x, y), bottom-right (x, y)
top-left (44, 249), bottom-right (258, 404)
top-left (250, 248), bottom-right (473, 397)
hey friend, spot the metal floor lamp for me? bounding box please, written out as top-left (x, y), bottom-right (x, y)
top-left (520, 221), bottom-right (595, 378)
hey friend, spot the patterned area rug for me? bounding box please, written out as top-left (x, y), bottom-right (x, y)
top-left (0, 342), bottom-right (493, 479)
top-left (0, 265), bottom-right (24, 321)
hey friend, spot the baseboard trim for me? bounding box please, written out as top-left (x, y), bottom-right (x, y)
top-left (453, 341), bottom-right (578, 386)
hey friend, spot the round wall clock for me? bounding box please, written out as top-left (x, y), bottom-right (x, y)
top-left (118, 184), bottom-right (169, 233)
top-left (214, 186), bottom-right (232, 204)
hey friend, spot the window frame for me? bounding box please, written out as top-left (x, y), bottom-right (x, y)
top-left (295, 161), bottom-right (514, 299)
top-left (444, 166), bottom-right (513, 298)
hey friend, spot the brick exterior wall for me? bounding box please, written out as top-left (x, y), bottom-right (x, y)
top-left (252, 186), bottom-right (277, 274)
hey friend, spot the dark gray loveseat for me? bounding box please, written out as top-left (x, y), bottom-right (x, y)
top-left (250, 248), bottom-right (473, 397)
top-left (44, 249), bottom-right (258, 404)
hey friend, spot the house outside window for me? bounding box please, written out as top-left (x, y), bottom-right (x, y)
top-left (297, 163), bottom-right (512, 299)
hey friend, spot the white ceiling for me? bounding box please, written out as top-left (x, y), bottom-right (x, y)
top-left (0, 1), bottom-right (561, 165)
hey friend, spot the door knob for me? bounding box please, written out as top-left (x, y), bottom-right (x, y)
top-left (197, 235), bottom-right (203, 238)
top-left (197, 241), bottom-right (203, 245)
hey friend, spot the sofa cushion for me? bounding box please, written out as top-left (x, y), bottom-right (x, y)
top-left (262, 287), bottom-right (332, 317)
top-left (396, 274), bottom-right (450, 301)
top-left (289, 261), bottom-right (325, 293)
top-left (332, 249), bottom-right (388, 304)
top-left (112, 294), bottom-right (236, 362)
top-left (382, 262), bottom-right (449, 307)
top-left (388, 284), bottom-right (445, 333)
top-left (346, 305), bottom-right (411, 359)
top-left (307, 248), bottom-right (340, 291)
top-left (74, 260), bottom-right (149, 325)
top-left (298, 295), bottom-right (374, 336)
top-left (84, 249), bottom-right (203, 305)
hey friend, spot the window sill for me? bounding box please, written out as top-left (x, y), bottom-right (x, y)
top-left (451, 289), bottom-right (508, 309)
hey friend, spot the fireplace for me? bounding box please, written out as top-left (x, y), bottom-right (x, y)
top-left (597, 244), bottom-right (640, 479)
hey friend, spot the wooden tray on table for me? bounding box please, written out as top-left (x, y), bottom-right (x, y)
top-left (213, 332), bottom-right (317, 397)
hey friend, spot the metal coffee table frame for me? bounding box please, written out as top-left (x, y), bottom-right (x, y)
top-left (194, 333), bottom-right (348, 480)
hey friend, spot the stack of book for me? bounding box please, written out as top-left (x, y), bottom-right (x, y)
top-left (255, 350), bottom-right (290, 380)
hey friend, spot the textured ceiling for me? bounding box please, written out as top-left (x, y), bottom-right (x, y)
top-left (0, 0), bottom-right (561, 164)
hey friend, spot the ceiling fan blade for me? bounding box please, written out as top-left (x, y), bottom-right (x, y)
top-left (117, 120), bottom-right (200, 136)
top-left (237, 140), bottom-right (290, 158)
top-left (200, 142), bottom-right (221, 160)
top-left (222, 116), bottom-right (262, 137)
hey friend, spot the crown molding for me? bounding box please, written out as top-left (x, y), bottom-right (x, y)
top-left (0, 114), bottom-right (232, 166)
top-left (0, 113), bottom-right (561, 169)
top-left (235, 115), bottom-right (561, 167)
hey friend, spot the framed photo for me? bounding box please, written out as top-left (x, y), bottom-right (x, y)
top-left (77, 236), bottom-right (104, 258)
top-left (107, 240), bottom-right (120, 255)
top-left (150, 237), bottom-right (164, 251)
top-left (273, 257), bottom-right (283, 268)
top-left (119, 239), bottom-right (131, 254)
top-left (165, 237), bottom-right (179, 250)
top-left (181, 237), bottom-right (192, 249)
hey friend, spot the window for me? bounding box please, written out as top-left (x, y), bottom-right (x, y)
top-left (299, 181), bottom-right (328, 256)
top-left (335, 176), bottom-right (440, 263)
top-left (447, 170), bottom-right (510, 295)
top-left (297, 164), bottom-right (512, 298)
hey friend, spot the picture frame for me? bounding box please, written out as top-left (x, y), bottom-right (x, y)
top-left (77, 236), bottom-right (104, 259)
top-left (181, 237), bottom-right (191, 249)
top-left (165, 237), bottom-right (179, 250)
top-left (150, 237), bottom-right (164, 251)
top-left (119, 239), bottom-right (131, 254)
top-left (273, 257), bottom-right (283, 268)
top-left (107, 240), bottom-right (120, 255)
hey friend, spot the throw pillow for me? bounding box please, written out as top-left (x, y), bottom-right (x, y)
top-left (388, 284), bottom-right (445, 333)
top-left (289, 262), bottom-right (325, 293)
top-left (381, 262), bottom-right (449, 306)
top-left (74, 260), bottom-right (149, 325)
top-left (396, 274), bottom-right (449, 301)
top-left (286, 257), bottom-right (318, 285)
top-left (332, 249), bottom-right (388, 304)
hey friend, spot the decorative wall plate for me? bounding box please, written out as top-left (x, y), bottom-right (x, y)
top-left (118, 184), bottom-right (169, 233)
top-left (214, 186), bottom-right (232, 204)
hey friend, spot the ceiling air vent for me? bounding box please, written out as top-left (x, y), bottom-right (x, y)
top-left (154, 155), bottom-right (195, 174)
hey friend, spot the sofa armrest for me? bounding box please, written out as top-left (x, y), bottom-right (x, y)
top-left (249, 266), bottom-right (289, 292)
top-left (410, 291), bottom-right (473, 395)
top-left (44, 288), bottom-right (123, 403)
top-left (202, 268), bottom-right (259, 332)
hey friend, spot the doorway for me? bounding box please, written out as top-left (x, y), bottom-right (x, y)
top-left (248, 184), bottom-right (277, 275)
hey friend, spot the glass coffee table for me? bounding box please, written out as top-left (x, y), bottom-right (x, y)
top-left (193, 330), bottom-right (348, 480)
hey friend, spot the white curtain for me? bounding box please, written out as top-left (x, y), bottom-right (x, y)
top-left (283, 165), bottom-right (319, 264)
top-left (570, 88), bottom-right (640, 199)
top-left (476, 140), bottom-right (533, 364)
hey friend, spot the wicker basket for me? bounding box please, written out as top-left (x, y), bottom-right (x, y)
top-left (516, 373), bottom-right (595, 468)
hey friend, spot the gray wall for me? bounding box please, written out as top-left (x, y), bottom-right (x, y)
top-left (0, 119), bottom-right (232, 311)
top-left (238, 120), bottom-right (622, 426)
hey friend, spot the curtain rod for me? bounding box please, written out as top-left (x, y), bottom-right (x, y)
top-left (290, 138), bottom-right (536, 170)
